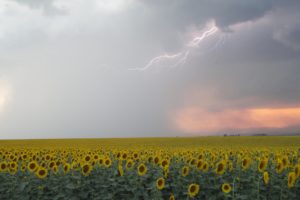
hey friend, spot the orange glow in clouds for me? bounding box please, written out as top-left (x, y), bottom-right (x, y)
top-left (174, 107), bottom-right (300, 133)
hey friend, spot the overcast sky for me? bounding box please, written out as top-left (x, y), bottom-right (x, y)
top-left (1, 0), bottom-right (300, 139)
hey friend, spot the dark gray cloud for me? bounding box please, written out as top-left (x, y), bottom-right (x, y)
top-left (0, 0), bottom-right (300, 138)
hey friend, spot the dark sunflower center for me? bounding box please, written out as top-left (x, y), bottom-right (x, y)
top-left (39, 170), bottom-right (45, 176)
top-left (139, 166), bottom-right (145, 172)
top-left (83, 165), bottom-right (89, 173)
top-left (218, 164), bottom-right (224, 171)
top-left (158, 180), bottom-right (163, 186)
top-left (190, 186), bottom-right (196, 193)
top-left (30, 163), bottom-right (36, 169)
top-left (259, 162), bottom-right (264, 169)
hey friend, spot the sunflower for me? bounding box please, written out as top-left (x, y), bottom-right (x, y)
top-left (156, 177), bottom-right (165, 190)
top-left (215, 160), bottom-right (226, 175)
top-left (104, 158), bottom-right (112, 168)
top-left (288, 172), bottom-right (296, 188)
top-left (263, 171), bottom-right (269, 185)
top-left (121, 152), bottom-right (128, 160)
top-left (118, 163), bottom-right (124, 176)
top-left (52, 165), bottom-right (58, 174)
top-left (84, 155), bottom-right (91, 162)
top-left (45, 154), bottom-right (51, 161)
top-left (133, 152), bottom-right (139, 160)
top-left (81, 163), bottom-right (92, 176)
top-left (99, 157), bottom-right (104, 165)
top-left (282, 156), bottom-right (289, 168)
top-left (137, 163), bottom-right (147, 176)
top-left (93, 154), bottom-right (99, 161)
top-left (169, 194), bottom-right (175, 200)
top-left (28, 161), bottom-right (38, 172)
top-left (9, 161), bottom-right (18, 170)
top-left (63, 163), bottom-right (71, 174)
top-left (8, 161), bottom-right (18, 174)
top-left (182, 166), bottom-right (189, 177)
top-left (21, 164), bottom-right (27, 172)
top-left (294, 164), bottom-right (300, 178)
top-left (258, 159), bottom-right (268, 172)
top-left (221, 183), bottom-right (232, 194)
top-left (276, 160), bottom-right (284, 174)
top-left (154, 156), bottom-right (160, 165)
top-left (49, 161), bottom-right (56, 169)
top-left (242, 157), bottom-right (251, 171)
top-left (35, 167), bottom-right (48, 179)
top-left (161, 159), bottom-right (169, 169)
top-left (126, 159), bottom-right (134, 170)
top-left (189, 158), bottom-right (197, 166)
top-left (202, 162), bottom-right (209, 173)
top-left (188, 183), bottom-right (200, 198)
top-left (197, 160), bottom-right (204, 170)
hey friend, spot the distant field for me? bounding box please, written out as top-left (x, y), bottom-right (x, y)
top-left (0, 136), bottom-right (300, 199)
top-left (1, 136), bottom-right (300, 148)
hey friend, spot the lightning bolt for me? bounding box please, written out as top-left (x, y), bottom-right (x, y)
top-left (188, 26), bottom-right (218, 47)
top-left (129, 52), bottom-right (187, 71)
top-left (129, 20), bottom-right (220, 71)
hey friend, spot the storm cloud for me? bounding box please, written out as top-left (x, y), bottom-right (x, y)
top-left (0, 0), bottom-right (300, 139)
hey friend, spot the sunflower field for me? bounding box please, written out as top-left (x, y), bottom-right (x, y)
top-left (0, 136), bottom-right (300, 200)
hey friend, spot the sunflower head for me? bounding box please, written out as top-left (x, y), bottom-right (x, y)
top-left (81, 163), bottom-right (92, 176)
top-left (52, 165), bottom-right (58, 174)
top-left (182, 166), bottom-right (189, 177)
top-left (161, 159), bottom-right (169, 169)
top-left (137, 163), bottom-right (147, 176)
top-left (154, 156), bottom-right (160, 165)
top-left (258, 159), bottom-right (268, 172)
top-left (28, 161), bottom-right (38, 172)
top-left (221, 183), bottom-right (232, 194)
top-left (49, 161), bottom-right (56, 169)
top-left (288, 172), bottom-right (296, 188)
top-left (104, 158), bottom-right (112, 168)
top-left (294, 164), bottom-right (300, 178)
top-left (276, 161), bottom-right (284, 174)
top-left (63, 163), bottom-right (71, 174)
top-left (188, 183), bottom-right (200, 198)
top-left (202, 162), bottom-right (209, 172)
top-left (197, 160), bottom-right (204, 170)
top-left (263, 171), bottom-right (269, 185)
top-left (215, 161), bottom-right (226, 175)
top-left (0, 162), bottom-right (6, 172)
top-left (9, 162), bottom-right (17, 170)
top-left (126, 159), bottom-right (134, 170)
top-left (282, 156), bottom-right (289, 168)
top-left (118, 163), bottom-right (124, 177)
top-left (35, 167), bottom-right (48, 179)
top-left (84, 155), bottom-right (91, 162)
top-left (242, 157), bottom-right (251, 171)
top-left (156, 177), bottom-right (165, 190)
top-left (169, 194), bottom-right (175, 200)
